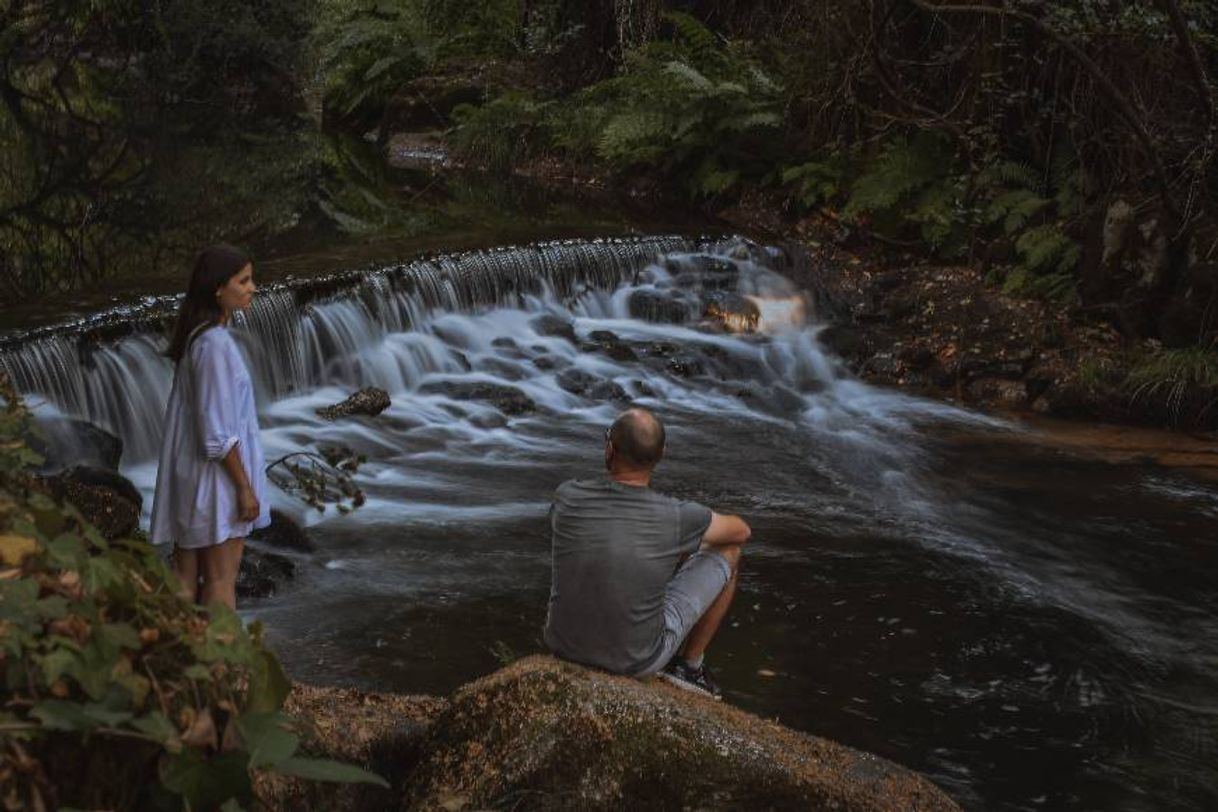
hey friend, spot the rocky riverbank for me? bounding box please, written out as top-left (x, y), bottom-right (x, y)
top-left (259, 656), bottom-right (960, 811)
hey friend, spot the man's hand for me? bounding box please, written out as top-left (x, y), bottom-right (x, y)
top-left (703, 511), bottom-right (751, 546)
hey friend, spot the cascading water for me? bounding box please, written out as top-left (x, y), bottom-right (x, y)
top-left (2, 235), bottom-right (1216, 811)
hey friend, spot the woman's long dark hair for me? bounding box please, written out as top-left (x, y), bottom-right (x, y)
top-left (166, 244), bottom-right (251, 363)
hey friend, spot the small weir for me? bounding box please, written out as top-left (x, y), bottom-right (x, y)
top-left (3, 235), bottom-right (1217, 811)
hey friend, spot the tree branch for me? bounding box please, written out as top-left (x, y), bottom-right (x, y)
top-left (907, 0), bottom-right (1180, 218)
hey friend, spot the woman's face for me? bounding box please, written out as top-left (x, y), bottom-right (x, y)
top-left (216, 263), bottom-right (256, 316)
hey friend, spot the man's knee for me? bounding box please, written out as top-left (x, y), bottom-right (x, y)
top-left (713, 543), bottom-right (743, 572)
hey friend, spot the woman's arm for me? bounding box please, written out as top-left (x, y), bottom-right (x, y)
top-left (221, 444), bottom-right (259, 521)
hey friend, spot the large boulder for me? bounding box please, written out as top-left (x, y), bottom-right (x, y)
top-left (28, 417), bottom-right (123, 471)
top-left (1080, 198), bottom-right (1173, 336)
top-left (38, 467), bottom-right (141, 540)
top-left (256, 685), bottom-right (448, 812)
top-left (402, 656), bottom-right (960, 811)
top-left (317, 388), bottom-right (392, 421)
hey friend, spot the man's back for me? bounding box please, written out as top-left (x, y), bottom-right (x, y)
top-left (543, 478), bottom-right (711, 675)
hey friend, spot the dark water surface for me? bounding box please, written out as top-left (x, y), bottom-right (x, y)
top-left (247, 408), bottom-right (1218, 812)
top-left (5, 237), bottom-right (1215, 811)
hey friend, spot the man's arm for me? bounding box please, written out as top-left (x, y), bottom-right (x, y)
top-left (702, 511), bottom-right (751, 547)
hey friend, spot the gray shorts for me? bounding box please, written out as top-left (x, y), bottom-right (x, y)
top-left (638, 548), bottom-right (733, 676)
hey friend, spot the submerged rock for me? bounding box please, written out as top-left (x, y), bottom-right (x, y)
top-left (403, 656), bottom-right (960, 811)
top-left (582, 329), bottom-right (638, 362)
top-left (317, 388), bottom-right (392, 421)
top-left (628, 289), bottom-right (690, 324)
top-left (249, 509), bottom-right (314, 553)
top-left (556, 368), bottom-right (630, 402)
top-left (418, 380), bottom-right (536, 415)
top-left (703, 292), bottom-right (760, 333)
top-left (237, 548), bottom-right (295, 600)
top-left (530, 314), bottom-right (577, 344)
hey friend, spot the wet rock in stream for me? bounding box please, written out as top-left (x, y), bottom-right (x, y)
top-left (556, 368), bottom-right (630, 402)
top-left (316, 387), bottom-right (392, 421)
top-left (418, 380), bottom-right (536, 415)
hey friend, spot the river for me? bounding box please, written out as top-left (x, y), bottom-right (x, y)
top-left (2, 236), bottom-right (1215, 811)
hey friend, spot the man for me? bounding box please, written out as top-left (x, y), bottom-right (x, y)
top-left (543, 408), bottom-right (750, 698)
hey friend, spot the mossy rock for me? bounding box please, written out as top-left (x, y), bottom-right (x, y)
top-left (257, 685), bottom-right (448, 811)
top-left (402, 655), bottom-right (960, 811)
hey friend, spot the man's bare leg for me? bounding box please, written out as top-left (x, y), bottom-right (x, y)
top-left (680, 544), bottom-right (741, 662)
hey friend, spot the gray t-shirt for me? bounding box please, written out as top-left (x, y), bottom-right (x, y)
top-left (543, 478), bottom-right (713, 675)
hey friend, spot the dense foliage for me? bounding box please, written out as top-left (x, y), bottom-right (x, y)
top-left (0, 0), bottom-right (315, 300)
top-left (329, 0), bottom-right (1214, 318)
top-left (0, 376), bottom-right (384, 810)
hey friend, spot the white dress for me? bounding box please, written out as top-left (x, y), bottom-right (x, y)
top-left (149, 325), bottom-right (270, 548)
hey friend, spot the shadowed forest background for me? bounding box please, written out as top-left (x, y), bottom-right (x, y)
top-left (3, 0), bottom-right (1217, 425)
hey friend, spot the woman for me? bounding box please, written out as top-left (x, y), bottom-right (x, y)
top-left (150, 244), bottom-right (269, 609)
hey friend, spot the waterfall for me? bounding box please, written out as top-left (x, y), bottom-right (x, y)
top-left (0, 235), bottom-right (705, 463)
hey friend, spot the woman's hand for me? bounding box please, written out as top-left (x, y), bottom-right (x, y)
top-left (237, 486), bottom-right (260, 522)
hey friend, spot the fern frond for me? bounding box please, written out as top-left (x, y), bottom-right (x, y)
top-left (663, 60), bottom-right (713, 91)
top-left (664, 11), bottom-right (719, 69)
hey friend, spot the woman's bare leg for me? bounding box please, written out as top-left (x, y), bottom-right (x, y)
top-left (171, 547), bottom-right (200, 603)
top-left (199, 537), bottom-right (245, 610)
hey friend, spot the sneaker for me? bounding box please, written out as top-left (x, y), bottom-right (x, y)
top-left (659, 658), bottom-right (723, 700)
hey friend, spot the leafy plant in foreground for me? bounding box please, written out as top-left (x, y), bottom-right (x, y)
top-left (0, 374), bottom-right (385, 810)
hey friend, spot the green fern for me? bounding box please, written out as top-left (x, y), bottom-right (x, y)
top-left (844, 132), bottom-right (953, 218)
top-left (450, 92), bottom-right (552, 172)
top-left (664, 11), bottom-right (720, 70)
top-left (985, 188), bottom-right (1052, 235)
top-left (1015, 223), bottom-right (1080, 275)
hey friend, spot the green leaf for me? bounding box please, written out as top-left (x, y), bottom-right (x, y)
top-left (83, 556), bottom-right (121, 591)
top-left (46, 533), bottom-right (86, 567)
top-left (31, 700), bottom-right (99, 732)
top-left (272, 757), bottom-right (389, 787)
top-left (40, 648), bottom-right (77, 684)
top-left (131, 711), bottom-right (181, 749)
top-left (102, 622), bottom-right (141, 650)
top-left (160, 749), bottom-right (252, 811)
top-left (247, 650), bottom-right (291, 714)
top-left (237, 712), bottom-right (300, 769)
top-left (183, 663), bottom-right (211, 681)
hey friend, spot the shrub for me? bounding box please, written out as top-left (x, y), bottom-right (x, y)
top-left (1123, 346), bottom-right (1218, 426)
top-left (0, 376), bottom-right (384, 810)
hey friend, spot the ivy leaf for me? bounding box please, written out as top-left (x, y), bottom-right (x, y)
top-left (31, 700), bottom-right (99, 731)
top-left (0, 534), bottom-right (39, 566)
top-left (131, 711), bottom-right (181, 750)
top-left (247, 650), bottom-right (290, 714)
top-left (271, 757), bottom-right (389, 787)
top-left (160, 749), bottom-right (252, 811)
top-left (237, 712), bottom-right (300, 769)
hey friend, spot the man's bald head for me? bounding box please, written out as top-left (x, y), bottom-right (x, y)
top-left (607, 408), bottom-right (666, 470)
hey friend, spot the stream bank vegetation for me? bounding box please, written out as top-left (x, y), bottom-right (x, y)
top-left (3, 0), bottom-right (1217, 428)
top-left (318, 0), bottom-right (1217, 427)
top-left (0, 375), bottom-right (385, 810)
